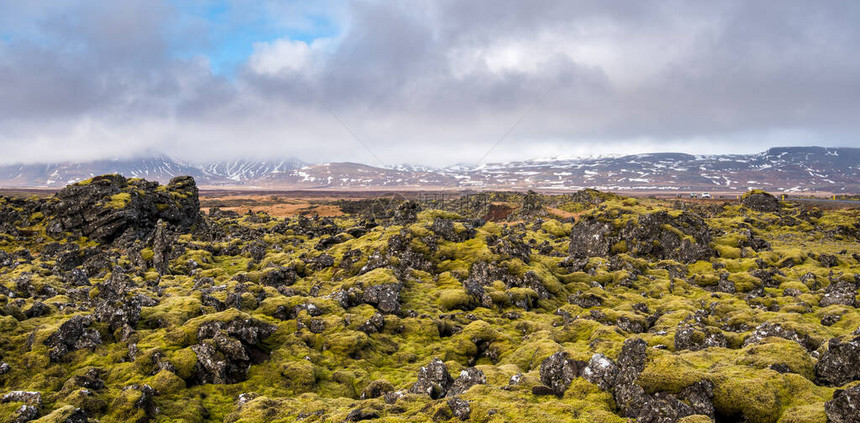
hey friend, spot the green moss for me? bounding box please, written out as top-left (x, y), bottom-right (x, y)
top-left (611, 240), bottom-right (628, 254)
top-left (1, 190), bottom-right (857, 422)
top-left (715, 244), bottom-right (742, 259)
top-left (438, 289), bottom-right (472, 311)
top-left (104, 192), bottom-right (132, 209)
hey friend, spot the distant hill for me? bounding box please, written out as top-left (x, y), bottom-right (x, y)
top-left (1, 147), bottom-right (857, 192)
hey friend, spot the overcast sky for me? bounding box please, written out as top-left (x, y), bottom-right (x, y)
top-left (1, 1), bottom-right (858, 166)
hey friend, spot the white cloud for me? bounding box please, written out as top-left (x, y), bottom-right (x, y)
top-left (248, 37), bottom-right (335, 75)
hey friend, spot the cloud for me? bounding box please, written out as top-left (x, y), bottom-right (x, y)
top-left (0, 0), bottom-right (858, 166)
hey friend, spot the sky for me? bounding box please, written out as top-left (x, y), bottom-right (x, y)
top-left (0, 0), bottom-right (859, 167)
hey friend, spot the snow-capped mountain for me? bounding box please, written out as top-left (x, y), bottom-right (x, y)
top-left (201, 159), bottom-right (305, 182)
top-left (0, 147), bottom-right (857, 192)
top-left (0, 155), bottom-right (212, 187)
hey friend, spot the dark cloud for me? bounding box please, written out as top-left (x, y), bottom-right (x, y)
top-left (0, 1), bottom-right (858, 166)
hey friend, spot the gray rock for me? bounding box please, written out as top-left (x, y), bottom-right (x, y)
top-left (448, 367), bottom-right (486, 397)
top-left (569, 211), bottom-right (713, 263)
top-left (675, 324), bottom-right (727, 351)
top-left (539, 351), bottom-right (586, 396)
top-left (582, 354), bottom-right (618, 391)
top-left (447, 397), bottom-right (471, 421)
top-left (815, 337), bottom-right (860, 386)
top-left (743, 322), bottom-right (819, 352)
top-left (825, 384), bottom-right (860, 423)
top-left (191, 318), bottom-right (277, 384)
top-left (408, 358), bottom-right (453, 399)
top-left (45, 315), bottom-right (102, 362)
top-left (362, 283), bottom-right (401, 314)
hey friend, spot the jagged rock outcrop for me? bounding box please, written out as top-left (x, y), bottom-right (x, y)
top-left (570, 211), bottom-right (713, 263)
top-left (191, 318), bottom-right (277, 384)
top-left (45, 315), bottom-right (102, 362)
top-left (582, 338), bottom-right (715, 421)
top-left (393, 201), bottom-right (421, 225)
top-left (820, 276), bottom-right (858, 308)
top-left (44, 174), bottom-right (201, 244)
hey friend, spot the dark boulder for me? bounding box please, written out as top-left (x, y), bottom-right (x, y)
top-left (742, 191), bottom-right (780, 213)
top-left (582, 338), bottom-right (715, 421)
top-left (362, 283), bottom-right (401, 314)
top-left (539, 351), bottom-right (586, 396)
top-left (408, 358), bottom-right (453, 399)
top-left (430, 219), bottom-right (463, 242)
top-left (819, 254), bottom-right (839, 268)
top-left (94, 295), bottom-right (144, 333)
top-left (492, 235), bottom-right (531, 263)
top-left (74, 369), bottom-right (106, 390)
top-left (569, 219), bottom-right (614, 259)
top-left (393, 201), bottom-right (421, 225)
top-left (675, 323), bottom-right (727, 351)
top-left (582, 354), bottom-right (618, 391)
top-left (151, 220), bottom-right (174, 275)
top-left (820, 278), bottom-right (858, 308)
top-left (447, 397), bottom-right (471, 421)
top-left (743, 322), bottom-right (819, 352)
top-left (815, 337), bottom-right (860, 386)
top-left (825, 384), bottom-right (860, 423)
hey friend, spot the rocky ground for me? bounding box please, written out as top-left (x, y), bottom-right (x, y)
top-left (0, 175), bottom-right (858, 422)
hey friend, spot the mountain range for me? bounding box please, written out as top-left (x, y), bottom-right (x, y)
top-left (0, 147), bottom-right (857, 193)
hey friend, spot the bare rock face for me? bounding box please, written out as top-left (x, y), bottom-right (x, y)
top-left (825, 384), bottom-right (860, 423)
top-left (151, 220), bottom-right (174, 275)
top-left (569, 219), bottom-right (614, 259)
top-left (409, 358), bottom-right (453, 399)
top-left (742, 191), bottom-right (780, 213)
top-left (45, 174), bottom-right (202, 245)
top-left (815, 337), bottom-right (860, 386)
